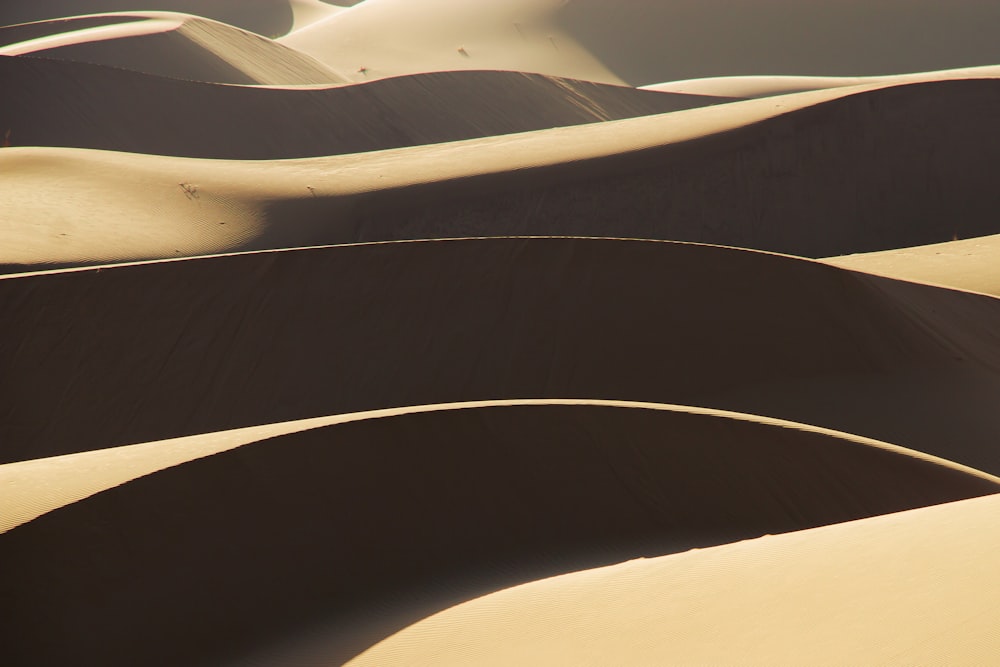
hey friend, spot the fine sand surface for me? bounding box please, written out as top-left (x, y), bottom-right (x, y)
top-left (2, 402), bottom-right (998, 666)
top-left (5, 2), bottom-right (1000, 665)
top-left (282, 0), bottom-right (1000, 85)
top-left (825, 233), bottom-right (1000, 299)
top-left (5, 238), bottom-right (1000, 477)
top-left (350, 490), bottom-right (1000, 666)
top-left (3, 77), bottom-right (1000, 270)
top-left (0, 56), bottom-right (729, 158)
top-left (0, 12), bottom-right (346, 84)
top-left (642, 63), bottom-right (1000, 98)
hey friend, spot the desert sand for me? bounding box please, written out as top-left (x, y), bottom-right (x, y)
top-left (3, 1), bottom-right (1000, 665)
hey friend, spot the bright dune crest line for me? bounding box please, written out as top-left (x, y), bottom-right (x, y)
top-left (3, 399), bottom-right (997, 534)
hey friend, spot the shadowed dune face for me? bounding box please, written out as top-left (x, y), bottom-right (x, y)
top-left (2, 403), bottom-right (997, 667)
top-left (2, 78), bottom-right (998, 270)
top-left (0, 56), bottom-right (730, 158)
top-left (4, 238), bottom-right (1000, 473)
top-left (329, 78), bottom-right (1000, 258)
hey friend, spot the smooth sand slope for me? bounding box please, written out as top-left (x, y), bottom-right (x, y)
top-left (282, 0), bottom-right (1000, 85)
top-left (0, 1), bottom-right (313, 38)
top-left (0, 12), bottom-right (345, 84)
top-left (0, 56), bottom-right (729, 159)
top-left (5, 238), bottom-right (1000, 474)
top-left (3, 77), bottom-right (999, 269)
top-left (6, 399), bottom-right (997, 535)
top-left (826, 233), bottom-right (1000, 299)
top-left (351, 490), bottom-right (1000, 666)
top-left (3, 402), bottom-right (998, 667)
top-left (642, 64), bottom-right (1000, 98)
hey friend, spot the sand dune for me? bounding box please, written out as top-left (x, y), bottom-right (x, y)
top-left (0, 12), bottom-right (345, 84)
top-left (0, 56), bottom-right (729, 159)
top-left (4, 238), bottom-right (1000, 475)
top-left (6, 399), bottom-right (997, 535)
top-left (3, 401), bottom-right (997, 666)
top-left (282, 0), bottom-right (1000, 85)
top-left (642, 64), bottom-right (1000, 98)
top-left (825, 233), bottom-right (1000, 298)
top-left (3, 77), bottom-right (998, 269)
top-left (351, 490), bottom-right (1000, 666)
top-left (0, 1), bottom-right (309, 38)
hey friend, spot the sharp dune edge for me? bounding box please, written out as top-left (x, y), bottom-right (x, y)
top-left (4, 1), bottom-right (1000, 665)
top-left (3, 403), bottom-right (998, 666)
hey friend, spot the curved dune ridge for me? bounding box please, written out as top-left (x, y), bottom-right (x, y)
top-left (2, 401), bottom-right (998, 666)
top-left (280, 0), bottom-right (1000, 85)
top-left (0, 11), bottom-right (346, 84)
top-left (5, 238), bottom-right (1000, 475)
top-left (3, 76), bottom-right (1000, 270)
top-left (5, 2), bottom-right (1000, 665)
top-left (350, 490), bottom-right (1000, 666)
top-left (0, 1), bottom-right (321, 41)
top-left (5, 399), bottom-right (998, 535)
top-left (0, 56), bottom-right (730, 159)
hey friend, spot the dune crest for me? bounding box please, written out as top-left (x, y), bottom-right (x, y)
top-left (0, 12), bottom-right (346, 84)
top-left (3, 402), bottom-right (997, 666)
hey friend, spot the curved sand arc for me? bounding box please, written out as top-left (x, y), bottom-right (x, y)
top-left (5, 398), bottom-right (998, 534)
top-left (0, 1), bottom-right (303, 44)
top-left (281, 0), bottom-right (1000, 86)
top-left (4, 238), bottom-right (1000, 473)
top-left (0, 11), bottom-right (345, 84)
top-left (0, 56), bottom-right (730, 159)
top-left (351, 491), bottom-right (1000, 666)
top-left (3, 77), bottom-right (1000, 269)
top-left (2, 402), bottom-right (997, 667)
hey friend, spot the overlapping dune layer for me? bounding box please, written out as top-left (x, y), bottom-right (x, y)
top-left (3, 1), bottom-right (1000, 665)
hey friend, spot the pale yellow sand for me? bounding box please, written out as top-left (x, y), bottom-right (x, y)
top-left (642, 64), bottom-right (1000, 98)
top-left (824, 233), bottom-right (1000, 298)
top-left (5, 399), bottom-right (996, 534)
top-left (4, 77), bottom-right (999, 269)
top-left (281, 0), bottom-right (1000, 86)
top-left (0, 11), bottom-right (345, 84)
top-left (4, 401), bottom-right (998, 666)
top-left (349, 491), bottom-right (1000, 666)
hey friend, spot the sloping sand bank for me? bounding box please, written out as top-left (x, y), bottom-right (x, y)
top-left (2, 402), bottom-right (996, 666)
top-left (350, 490), bottom-right (1000, 666)
top-left (0, 56), bottom-right (729, 159)
top-left (3, 77), bottom-right (999, 269)
top-left (0, 12), bottom-right (345, 84)
top-left (4, 238), bottom-right (1000, 474)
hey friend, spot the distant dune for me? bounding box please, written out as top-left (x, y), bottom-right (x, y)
top-left (0, 56), bottom-right (729, 158)
top-left (5, 238), bottom-right (1000, 475)
top-left (0, 12), bottom-right (345, 84)
top-left (4, 2), bottom-right (1000, 665)
top-left (352, 490), bottom-right (1000, 666)
top-left (3, 402), bottom-right (996, 666)
top-left (0, 1), bottom-right (306, 38)
top-left (3, 77), bottom-right (999, 270)
top-left (282, 0), bottom-right (1000, 85)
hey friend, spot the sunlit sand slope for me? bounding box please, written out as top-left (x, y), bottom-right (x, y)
top-left (0, 1), bottom-right (302, 38)
top-left (351, 491), bottom-right (1000, 666)
top-left (4, 238), bottom-right (1000, 474)
top-left (0, 56), bottom-right (729, 159)
top-left (283, 0), bottom-right (1000, 85)
top-left (0, 12), bottom-right (345, 84)
top-left (3, 78), bottom-right (999, 269)
top-left (2, 402), bottom-right (996, 667)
